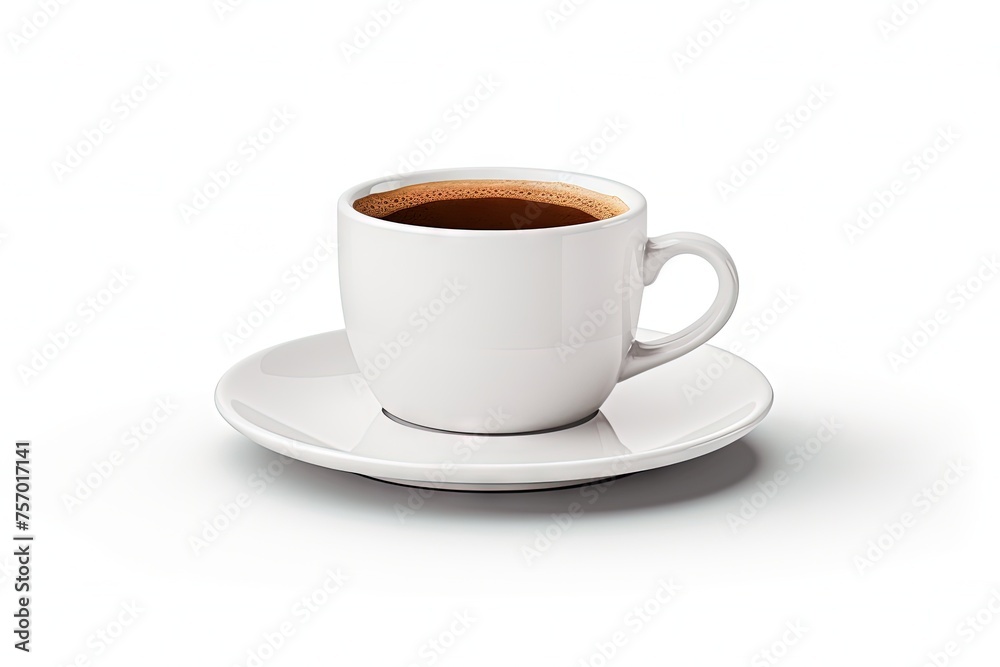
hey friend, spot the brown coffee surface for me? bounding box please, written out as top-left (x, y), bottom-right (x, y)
top-left (352, 179), bottom-right (629, 231)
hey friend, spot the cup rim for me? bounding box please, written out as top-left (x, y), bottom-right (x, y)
top-left (337, 166), bottom-right (647, 236)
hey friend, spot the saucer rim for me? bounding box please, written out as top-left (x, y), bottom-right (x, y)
top-left (215, 330), bottom-right (773, 485)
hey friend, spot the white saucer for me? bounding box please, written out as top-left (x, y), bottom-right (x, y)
top-left (215, 330), bottom-right (773, 492)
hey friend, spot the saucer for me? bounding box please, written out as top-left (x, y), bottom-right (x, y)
top-left (215, 330), bottom-right (773, 492)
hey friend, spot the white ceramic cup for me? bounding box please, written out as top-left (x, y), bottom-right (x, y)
top-left (338, 167), bottom-right (738, 434)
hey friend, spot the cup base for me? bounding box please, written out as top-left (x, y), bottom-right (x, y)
top-left (380, 409), bottom-right (599, 437)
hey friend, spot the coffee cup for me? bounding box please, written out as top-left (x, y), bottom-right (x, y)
top-left (338, 167), bottom-right (738, 434)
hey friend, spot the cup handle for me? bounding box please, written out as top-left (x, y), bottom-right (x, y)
top-left (619, 232), bottom-right (739, 381)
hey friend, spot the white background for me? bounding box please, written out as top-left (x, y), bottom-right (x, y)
top-left (3, 0), bottom-right (1000, 665)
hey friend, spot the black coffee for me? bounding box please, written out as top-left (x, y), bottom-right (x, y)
top-left (353, 179), bottom-right (628, 231)
top-left (384, 197), bottom-right (597, 230)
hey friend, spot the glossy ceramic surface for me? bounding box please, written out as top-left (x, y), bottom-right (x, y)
top-left (338, 167), bottom-right (738, 433)
top-left (215, 329), bottom-right (773, 491)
